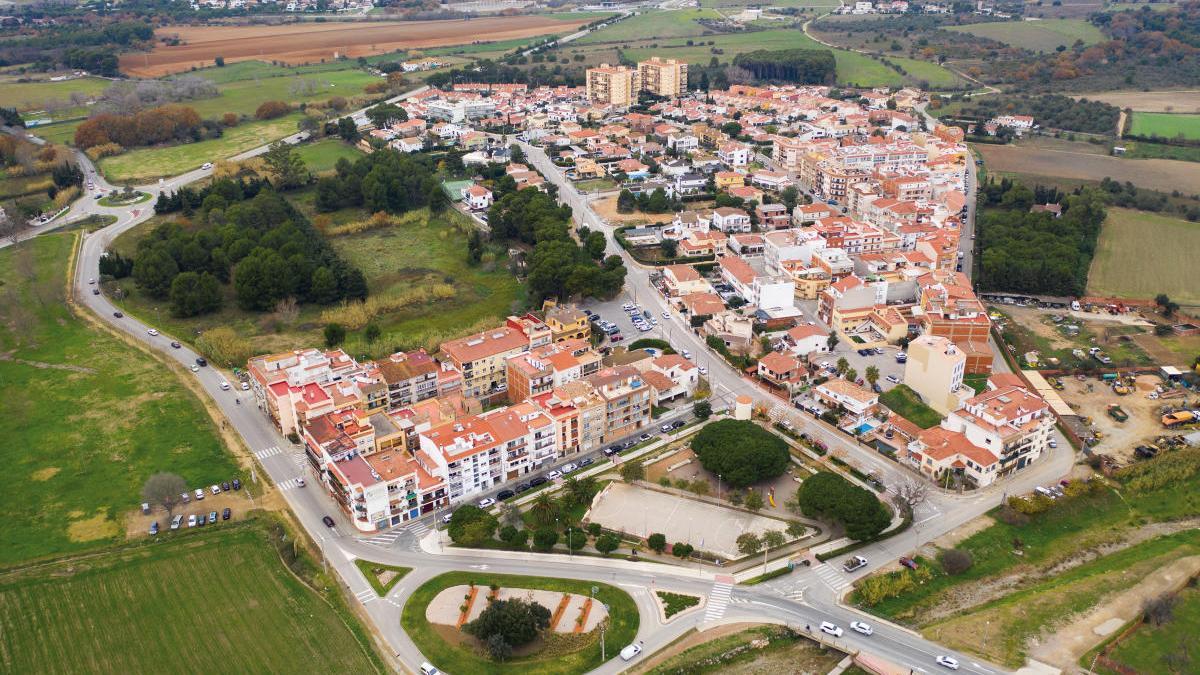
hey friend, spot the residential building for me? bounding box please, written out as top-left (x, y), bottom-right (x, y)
top-left (463, 184), bottom-right (493, 210)
top-left (504, 339), bottom-right (602, 403)
top-left (814, 378), bottom-right (879, 420)
top-left (758, 351), bottom-right (806, 393)
top-left (587, 366), bottom-right (652, 441)
top-left (638, 57), bottom-right (688, 98)
top-left (785, 323), bottom-right (830, 357)
top-left (902, 334), bottom-right (970, 415)
top-left (586, 64), bottom-right (639, 106)
top-left (439, 315), bottom-right (550, 398)
top-left (544, 305), bottom-right (591, 342)
top-left (377, 349), bottom-right (460, 411)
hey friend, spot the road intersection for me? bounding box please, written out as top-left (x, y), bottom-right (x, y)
top-left (8, 95), bottom-right (1072, 674)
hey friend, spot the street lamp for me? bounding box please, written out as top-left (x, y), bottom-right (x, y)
top-left (717, 474), bottom-right (722, 502)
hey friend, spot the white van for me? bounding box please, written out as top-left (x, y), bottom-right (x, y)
top-left (620, 643), bottom-right (642, 661)
top-left (419, 663), bottom-right (440, 675)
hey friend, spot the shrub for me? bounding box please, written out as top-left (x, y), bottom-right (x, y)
top-left (448, 506), bottom-right (498, 547)
top-left (595, 533), bottom-right (620, 556)
top-left (533, 528), bottom-right (558, 552)
top-left (647, 533), bottom-right (667, 554)
top-left (498, 525), bottom-right (518, 543)
top-left (463, 597), bottom-right (551, 656)
top-left (671, 542), bottom-right (694, 558)
top-left (510, 529), bottom-right (529, 548)
top-left (940, 548), bottom-right (973, 575)
top-left (1143, 593), bottom-right (1177, 626)
top-left (255, 100), bottom-right (291, 120)
top-left (587, 522), bottom-right (602, 537)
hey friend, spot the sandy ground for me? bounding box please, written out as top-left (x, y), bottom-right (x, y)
top-left (975, 143), bottom-right (1200, 195)
top-left (122, 17), bottom-right (590, 76)
top-left (124, 485), bottom-right (254, 538)
top-left (586, 482), bottom-right (791, 559)
top-left (1029, 555), bottom-right (1200, 670)
top-left (1074, 90), bottom-right (1200, 113)
top-left (426, 585), bottom-right (607, 632)
top-left (1057, 374), bottom-right (1164, 464)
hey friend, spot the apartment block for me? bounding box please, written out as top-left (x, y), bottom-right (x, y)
top-left (586, 64), bottom-right (639, 106)
top-left (638, 57), bottom-right (688, 98)
top-left (586, 366), bottom-right (652, 442)
top-left (438, 315), bottom-right (551, 398)
top-left (903, 334), bottom-right (970, 415)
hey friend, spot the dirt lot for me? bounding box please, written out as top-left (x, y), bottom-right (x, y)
top-left (1057, 373), bottom-right (1164, 464)
top-left (122, 17), bottom-right (591, 76)
top-left (975, 143), bottom-right (1200, 195)
top-left (1075, 90), bottom-right (1200, 113)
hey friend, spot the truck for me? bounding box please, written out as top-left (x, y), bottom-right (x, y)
top-left (1107, 405), bottom-right (1129, 423)
top-left (1162, 410), bottom-right (1195, 427)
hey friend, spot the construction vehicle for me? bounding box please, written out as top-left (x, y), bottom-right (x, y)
top-left (1113, 383), bottom-right (1130, 395)
top-left (1162, 410), bottom-right (1195, 427)
top-left (1107, 405), bottom-right (1129, 423)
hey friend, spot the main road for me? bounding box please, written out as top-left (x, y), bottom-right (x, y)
top-left (15, 94), bottom-right (1064, 673)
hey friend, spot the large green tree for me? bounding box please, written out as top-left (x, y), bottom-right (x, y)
top-left (690, 419), bottom-right (790, 488)
top-left (169, 271), bottom-right (222, 317)
top-left (795, 471), bottom-right (890, 540)
top-left (263, 141), bottom-right (310, 190)
top-left (132, 246), bottom-right (179, 299)
top-left (463, 598), bottom-right (551, 655)
top-left (447, 505), bottom-right (498, 547)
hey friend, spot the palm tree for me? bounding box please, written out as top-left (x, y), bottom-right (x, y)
top-left (865, 365), bottom-right (880, 386)
top-left (529, 492), bottom-right (560, 528)
top-left (836, 357), bottom-right (849, 376)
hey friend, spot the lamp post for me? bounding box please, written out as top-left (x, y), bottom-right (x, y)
top-left (717, 474), bottom-right (722, 502)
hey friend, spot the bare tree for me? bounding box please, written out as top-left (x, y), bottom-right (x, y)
top-left (273, 296), bottom-right (299, 325)
top-left (891, 479), bottom-right (930, 517)
top-left (1144, 593), bottom-right (1178, 626)
top-left (142, 472), bottom-right (188, 517)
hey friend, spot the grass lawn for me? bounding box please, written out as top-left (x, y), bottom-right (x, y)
top-left (354, 559), bottom-right (411, 596)
top-left (0, 173), bottom-right (53, 200)
top-left (295, 138), bottom-right (363, 173)
top-left (647, 624), bottom-right (844, 675)
top-left (1123, 140), bottom-right (1200, 163)
top-left (1097, 584), bottom-right (1200, 675)
top-left (0, 522), bottom-right (384, 673)
top-left (400, 571), bottom-right (638, 675)
top-left (962, 373), bottom-right (989, 395)
top-left (656, 590), bottom-right (701, 618)
top-left (944, 19), bottom-right (1104, 53)
top-left (878, 384), bottom-right (942, 428)
top-left (97, 114), bottom-right (303, 183)
top-left (1129, 112), bottom-right (1200, 141)
top-left (0, 233), bottom-right (238, 566)
top-left (576, 9), bottom-right (722, 44)
top-left (26, 120), bottom-right (81, 145)
top-left (575, 177), bottom-right (619, 192)
top-left (0, 75), bottom-right (110, 112)
top-left (1087, 207), bottom-right (1200, 306)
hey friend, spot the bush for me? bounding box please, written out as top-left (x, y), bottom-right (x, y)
top-left (671, 542), bottom-right (694, 558)
top-left (255, 100), bottom-right (291, 120)
top-left (595, 533), bottom-right (620, 556)
top-left (448, 506), bottom-right (498, 547)
top-left (498, 525), bottom-right (518, 543)
top-left (1143, 593), bottom-right (1177, 626)
top-left (647, 533), bottom-right (667, 554)
top-left (690, 419), bottom-right (790, 488)
top-left (794, 471), bottom-right (890, 541)
top-left (586, 522), bottom-right (602, 537)
top-left (939, 548), bottom-right (973, 575)
top-left (463, 597), bottom-right (551, 655)
top-left (533, 528), bottom-right (558, 552)
top-left (510, 529), bottom-right (529, 548)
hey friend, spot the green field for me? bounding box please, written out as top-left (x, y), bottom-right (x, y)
top-left (0, 523), bottom-right (383, 673)
top-left (0, 75), bottom-right (109, 112)
top-left (295, 138), bottom-right (364, 173)
top-left (1087, 207), bottom-right (1200, 305)
top-left (878, 384), bottom-right (942, 428)
top-left (1129, 112), bottom-right (1200, 140)
top-left (945, 19), bottom-right (1104, 53)
top-left (577, 8), bottom-right (723, 44)
top-left (97, 114), bottom-right (303, 183)
top-left (1097, 584), bottom-right (1200, 675)
top-left (401, 571), bottom-right (639, 675)
top-left (181, 66), bottom-right (382, 120)
top-left (0, 233), bottom-right (237, 565)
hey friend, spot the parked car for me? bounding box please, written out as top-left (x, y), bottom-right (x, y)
top-left (936, 655), bottom-right (960, 670)
top-left (141, 502), bottom-right (151, 515)
top-left (478, 497), bottom-right (495, 509)
top-left (820, 622), bottom-right (843, 637)
top-left (886, 375), bottom-right (900, 384)
top-left (843, 555), bottom-right (868, 572)
top-left (681, 350), bottom-right (691, 359)
top-left (188, 514), bottom-right (197, 528)
top-left (232, 478), bottom-right (241, 490)
top-left (850, 621), bottom-right (873, 636)
top-left (221, 482), bottom-right (230, 492)
top-left (190, 364), bottom-right (200, 372)
top-left (442, 512), bottom-right (454, 524)
top-left (170, 514), bottom-right (184, 530)
top-left (619, 643), bottom-right (642, 661)
top-left (698, 366), bottom-right (708, 375)
top-left (579, 457), bottom-right (595, 467)
top-left (222, 508), bottom-right (231, 520)
top-left (603, 446), bottom-right (620, 456)
top-left (1048, 439), bottom-right (1058, 448)
top-left (515, 482), bottom-right (531, 493)
top-left (610, 334), bottom-right (623, 342)
top-left (547, 469), bottom-right (562, 480)
top-left (194, 488), bottom-right (204, 501)
top-left (660, 423), bottom-right (674, 433)
top-left (529, 476), bottom-right (548, 487)
top-left (497, 489), bottom-right (515, 501)
top-left (209, 510), bottom-right (218, 524)
top-left (197, 514), bottom-right (206, 526)
top-left (639, 433), bottom-right (652, 442)
top-left (561, 462), bottom-right (578, 473)
top-left (899, 556), bottom-right (919, 570)
top-left (322, 515), bottom-right (335, 527)
top-left (181, 492), bottom-right (190, 503)
top-left (149, 521), bottom-right (159, 535)
top-left (210, 484), bottom-right (221, 495)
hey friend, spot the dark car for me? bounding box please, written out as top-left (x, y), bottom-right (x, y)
top-left (208, 510), bottom-right (218, 524)
top-left (222, 508), bottom-right (231, 520)
top-left (579, 457), bottom-right (595, 467)
top-left (322, 515), bottom-right (335, 528)
top-left (671, 420), bottom-right (686, 430)
top-left (497, 489), bottom-right (516, 501)
top-left (857, 349), bottom-right (870, 356)
top-left (92, 288), bottom-right (100, 295)
top-left (221, 481), bottom-right (230, 492)
top-left (899, 557), bottom-right (919, 570)
top-left (195, 357), bottom-right (207, 367)
top-left (515, 482), bottom-right (531, 493)
top-left (529, 476), bottom-right (548, 488)
top-left (113, 311), bottom-right (123, 318)
top-left (149, 521), bottom-right (159, 535)
top-left (171, 341), bottom-right (181, 349)
top-left (872, 383), bottom-right (883, 394)
top-left (232, 478), bottom-right (241, 490)
top-left (197, 514), bottom-right (207, 526)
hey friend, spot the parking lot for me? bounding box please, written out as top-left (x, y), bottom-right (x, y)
top-left (129, 479), bottom-right (247, 538)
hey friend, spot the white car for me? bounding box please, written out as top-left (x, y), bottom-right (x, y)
top-left (662, 311), bottom-right (670, 319)
top-left (819, 622), bottom-right (843, 637)
top-left (147, 328), bottom-right (159, 336)
top-left (1048, 439), bottom-right (1058, 448)
top-left (477, 497), bottom-right (495, 509)
top-left (190, 364), bottom-right (200, 372)
top-left (296, 477), bottom-right (305, 488)
top-left (650, 317), bottom-right (658, 325)
top-left (547, 470), bottom-right (562, 480)
top-left (619, 643), bottom-right (642, 661)
top-left (240, 382), bottom-right (250, 391)
top-left (442, 512), bottom-right (454, 524)
top-left (88, 278), bottom-right (95, 284)
top-left (850, 621), bottom-right (873, 636)
top-left (187, 514), bottom-right (197, 528)
top-left (201, 162), bottom-right (213, 170)
top-left (886, 375), bottom-right (900, 384)
top-left (219, 382), bottom-right (231, 391)
top-left (681, 350), bottom-right (691, 359)
top-left (561, 462), bottom-right (578, 473)
top-left (936, 655), bottom-right (960, 670)
top-left (210, 484), bottom-right (220, 495)
top-left (698, 366), bottom-right (708, 375)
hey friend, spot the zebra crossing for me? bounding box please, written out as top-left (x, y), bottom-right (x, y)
top-left (703, 582), bottom-right (733, 622)
top-left (813, 563), bottom-right (852, 592)
top-left (255, 445), bottom-right (284, 460)
top-left (277, 477), bottom-right (304, 491)
top-left (362, 519), bottom-right (430, 549)
top-left (354, 588), bottom-right (376, 604)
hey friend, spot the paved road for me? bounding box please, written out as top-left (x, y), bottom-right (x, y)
top-left (18, 98), bottom-right (1066, 673)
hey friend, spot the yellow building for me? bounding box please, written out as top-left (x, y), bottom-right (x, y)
top-left (545, 306), bottom-right (591, 342)
top-left (638, 57), bottom-right (688, 98)
top-left (586, 64), bottom-right (639, 106)
top-left (903, 334), bottom-right (971, 415)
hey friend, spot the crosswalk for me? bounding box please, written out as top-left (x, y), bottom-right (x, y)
top-left (255, 445), bottom-right (284, 460)
top-left (813, 563), bottom-right (852, 592)
top-left (362, 519), bottom-right (430, 549)
top-left (277, 477), bottom-right (304, 491)
top-left (703, 582), bottom-right (732, 622)
top-left (354, 588), bottom-right (375, 604)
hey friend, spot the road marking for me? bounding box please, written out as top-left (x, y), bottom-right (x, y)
top-left (813, 563), bottom-right (852, 592)
top-left (355, 589), bottom-right (375, 603)
top-left (255, 446), bottom-right (283, 459)
top-left (703, 582), bottom-right (732, 621)
top-left (277, 478), bottom-right (304, 491)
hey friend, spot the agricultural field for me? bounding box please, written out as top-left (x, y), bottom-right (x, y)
top-left (945, 19), bottom-right (1104, 53)
top-left (123, 16), bottom-right (594, 76)
top-left (109, 198), bottom-right (522, 360)
top-left (0, 234), bottom-right (238, 565)
top-left (294, 138), bottom-right (363, 174)
top-left (0, 75), bottom-right (109, 121)
top-left (96, 114), bottom-right (303, 183)
top-left (974, 142), bottom-right (1200, 196)
top-left (576, 9), bottom-right (722, 44)
top-left (1087, 207), bottom-right (1200, 306)
top-left (1074, 89), bottom-right (1200, 113)
top-left (178, 66), bottom-right (382, 120)
top-left (0, 523), bottom-right (384, 673)
top-left (1129, 112), bottom-right (1200, 140)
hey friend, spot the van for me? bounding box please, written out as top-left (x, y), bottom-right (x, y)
top-left (419, 663), bottom-right (440, 675)
top-left (1070, 301), bottom-right (1081, 311)
top-left (1034, 486), bottom-right (1056, 500)
top-left (170, 514), bottom-right (184, 530)
top-left (620, 643), bottom-right (642, 661)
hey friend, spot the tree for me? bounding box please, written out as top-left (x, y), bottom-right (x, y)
top-left (142, 472), bottom-right (187, 517)
top-left (616, 189), bottom-right (637, 213)
top-left (693, 400), bottom-right (713, 420)
top-left (865, 365), bottom-right (880, 386)
top-left (529, 492), bottom-right (560, 528)
top-left (498, 502), bottom-right (522, 528)
top-left (563, 476), bottom-right (596, 508)
top-left (132, 246), bottom-right (179, 300)
top-left (463, 597), bottom-right (551, 653)
top-left (660, 238), bottom-right (678, 259)
top-left (648, 533), bottom-right (667, 554)
top-left (323, 322), bottom-right (346, 348)
top-left (690, 420), bottom-right (790, 488)
top-left (255, 100), bottom-right (290, 120)
top-left (337, 117), bottom-right (360, 142)
top-left (781, 185), bottom-right (799, 210)
top-left (744, 490), bottom-right (764, 512)
top-left (619, 460), bottom-right (645, 483)
top-left (364, 322), bottom-right (381, 345)
top-left (169, 271), bottom-right (222, 317)
top-left (785, 521), bottom-right (806, 539)
top-left (428, 181), bottom-right (450, 212)
top-left (310, 266), bottom-right (339, 304)
top-left (762, 530), bottom-right (785, 551)
top-left (466, 229), bottom-right (484, 265)
top-left (736, 532), bottom-right (763, 555)
top-left (795, 471), bottom-right (891, 541)
top-left (845, 368), bottom-right (858, 384)
top-left (365, 103), bottom-right (407, 129)
top-left (827, 333), bottom-right (839, 352)
top-left (939, 548), bottom-right (973, 575)
top-left (533, 527), bottom-right (558, 552)
top-left (448, 505), bottom-right (498, 546)
top-left (595, 533), bottom-right (620, 556)
top-left (262, 141), bottom-right (310, 190)
top-left (485, 633), bottom-right (512, 661)
top-left (215, 56), bottom-right (225, 67)
top-left (835, 357), bottom-right (849, 376)
top-left (672, 542), bottom-right (694, 558)
top-left (890, 479), bottom-right (929, 518)
top-left (565, 528), bottom-right (588, 551)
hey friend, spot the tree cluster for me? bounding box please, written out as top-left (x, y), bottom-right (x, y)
top-left (313, 150), bottom-right (443, 214)
top-left (955, 94), bottom-right (1119, 135)
top-left (448, 505), bottom-right (498, 546)
top-left (690, 419), bottom-right (790, 488)
top-left (74, 104), bottom-right (202, 150)
top-left (732, 49), bottom-right (837, 85)
top-left (977, 179), bottom-right (1107, 296)
top-left (794, 471), bottom-right (891, 541)
top-left (464, 597), bottom-right (551, 660)
top-left (138, 178), bottom-right (366, 316)
top-left (616, 187), bottom-right (678, 214)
